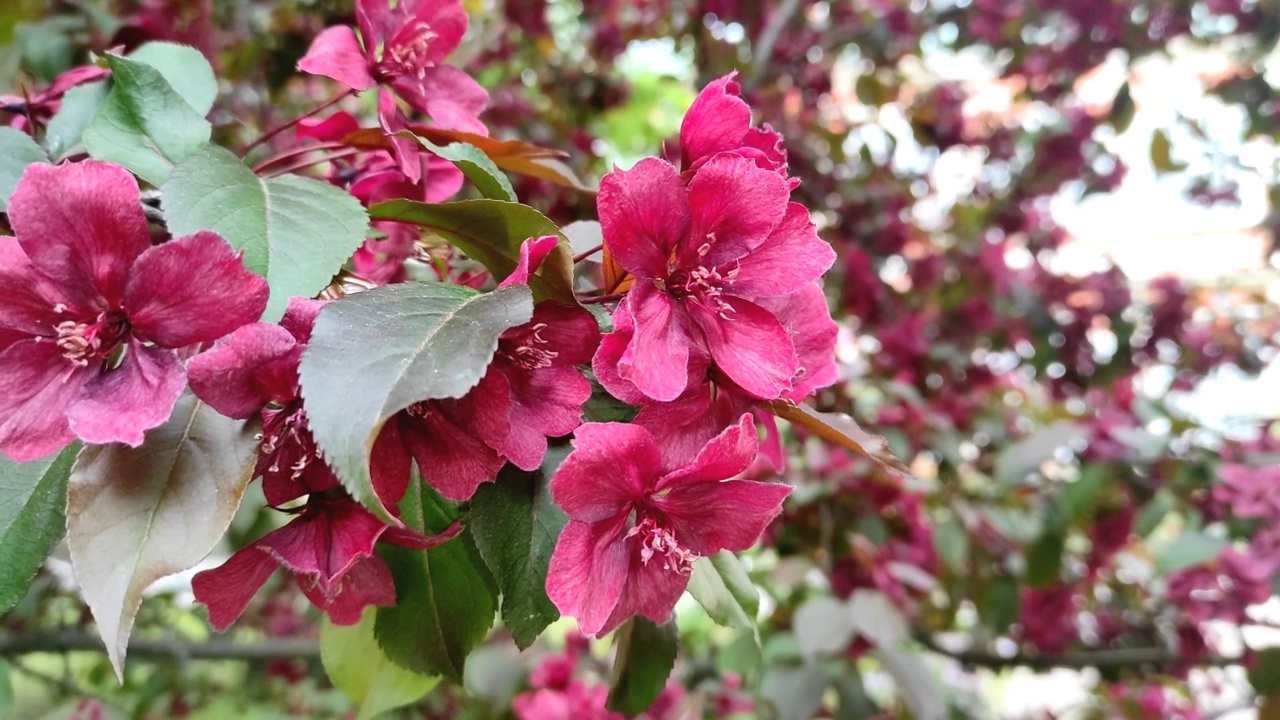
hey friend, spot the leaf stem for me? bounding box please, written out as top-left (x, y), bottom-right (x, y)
top-left (578, 292), bottom-right (627, 305)
top-left (242, 88), bottom-right (357, 156)
top-left (573, 243), bottom-right (603, 263)
top-left (261, 149), bottom-right (361, 178)
top-left (251, 142), bottom-right (350, 173)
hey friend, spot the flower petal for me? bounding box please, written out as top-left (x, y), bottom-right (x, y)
top-left (680, 73), bottom-right (750, 171)
top-left (499, 236), bottom-right (559, 289)
top-left (546, 517), bottom-right (629, 638)
top-left (591, 302), bottom-right (647, 405)
top-left (0, 340), bottom-right (94, 462)
top-left (658, 479), bottom-right (791, 555)
top-left (399, 407), bottom-right (504, 501)
top-left (634, 384), bottom-right (749, 469)
top-left (758, 284), bottom-right (839, 400)
top-left (65, 342), bottom-right (186, 447)
top-left (690, 295), bottom-right (796, 400)
top-left (728, 202), bottom-right (834, 297)
top-left (370, 419), bottom-right (413, 509)
top-left (125, 231), bottom-right (269, 349)
top-left (597, 544), bottom-right (691, 636)
top-left (391, 65), bottom-right (489, 134)
top-left (187, 323), bottom-right (300, 419)
top-left (551, 422), bottom-right (657, 522)
top-left (299, 555), bottom-right (397, 625)
top-left (397, 0), bottom-right (468, 63)
top-left (8, 161), bottom-right (150, 307)
top-left (296, 111), bottom-right (362, 142)
top-left (0, 237), bottom-right (69, 348)
top-left (598, 158), bottom-right (689, 279)
top-left (297, 25), bottom-right (376, 90)
top-left (500, 364), bottom-right (592, 471)
top-left (683, 154), bottom-right (789, 269)
top-left (257, 498), bottom-right (389, 597)
top-left (192, 544), bottom-right (280, 632)
top-left (525, 301), bottom-right (600, 365)
top-left (657, 412), bottom-right (758, 489)
top-left (619, 283), bottom-right (692, 403)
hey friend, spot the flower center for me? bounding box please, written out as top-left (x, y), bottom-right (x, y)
top-left (502, 322), bottom-right (558, 371)
top-left (53, 309), bottom-right (129, 366)
top-left (260, 403), bottom-right (320, 481)
top-left (660, 240), bottom-right (739, 319)
top-left (626, 516), bottom-right (698, 575)
top-left (381, 22), bottom-right (438, 81)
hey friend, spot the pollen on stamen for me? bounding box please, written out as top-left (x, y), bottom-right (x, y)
top-left (626, 516), bottom-right (699, 575)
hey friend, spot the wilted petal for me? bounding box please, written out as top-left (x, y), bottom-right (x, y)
top-left (299, 555), bottom-right (397, 625)
top-left (657, 413), bottom-right (758, 489)
top-left (65, 341), bottom-right (186, 447)
top-left (192, 544), bottom-right (280, 631)
top-left (125, 231), bottom-right (269, 349)
top-left (619, 283), bottom-right (691, 403)
top-left (683, 154), bottom-right (789, 269)
top-left (546, 516), bottom-right (629, 638)
top-left (551, 422), bottom-right (657, 522)
top-left (297, 25), bottom-right (376, 90)
top-left (598, 545), bottom-right (691, 636)
top-left (729, 202), bottom-right (834, 298)
top-left (690, 295), bottom-right (796, 400)
top-left (0, 340), bottom-right (94, 462)
top-left (658, 479), bottom-right (791, 556)
top-left (680, 73), bottom-right (751, 171)
top-left (8, 161), bottom-right (150, 307)
top-left (187, 323), bottom-right (300, 419)
top-left (391, 65), bottom-right (489, 134)
top-left (598, 158), bottom-right (689, 279)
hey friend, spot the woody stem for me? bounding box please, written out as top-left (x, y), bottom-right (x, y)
top-left (242, 88), bottom-right (358, 156)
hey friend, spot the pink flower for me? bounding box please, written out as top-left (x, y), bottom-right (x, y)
top-left (546, 414), bottom-right (790, 637)
top-left (595, 154), bottom-right (834, 402)
top-left (0, 161), bottom-right (268, 461)
top-left (188, 298), bottom-right (456, 628)
top-left (680, 72), bottom-right (796, 187)
top-left (297, 0), bottom-right (488, 134)
top-left (1212, 463), bottom-right (1280, 520)
top-left (389, 237), bottom-right (599, 500)
top-left (1, 65), bottom-right (109, 133)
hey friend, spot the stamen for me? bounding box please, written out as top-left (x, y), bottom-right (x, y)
top-left (626, 516), bottom-right (698, 575)
top-left (503, 323), bottom-right (559, 370)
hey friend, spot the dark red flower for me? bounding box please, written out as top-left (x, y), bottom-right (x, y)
top-left (0, 161), bottom-right (268, 461)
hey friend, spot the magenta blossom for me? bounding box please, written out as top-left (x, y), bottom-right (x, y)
top-left (297, 0), bottom-right (488, 134)
top-left (546, 414), bottom-right (790, 637)
top-left (596, 154), bottom-right (834, 402)
top-left (0, 161), bottom-right (268, 461)
top-left (188, 298), bottom-right (456, 628)
top-left (680, 72), bottom-right (796, 188)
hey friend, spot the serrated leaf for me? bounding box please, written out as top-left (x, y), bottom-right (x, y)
top-left (607, 617), bottom-right (678, 715)
top-left (0, 443), bottom-right (76, 614)
top-left (1153, 531), bottom-right (1227, 575)
top-left (410, 135), bottom-right (515, 201)
top-left (687, 551), bottom-right (759, 629)
top-left (375, 477), bottom-right (497, 682)
top-left (162, 144), bottom-right (370, 320)
top-left (126, 42), bottom-right (217, 115)
top-left (469, 447), bottom-right (569, 649)
top-left (369, 199), bottom-right (576, 305)
top-left (42, 80), bottom-right (108, 159)
top-left (66, 393), bottom-right (259, 679)
top-left (82, 53), bottom-right (211, 186)
top-left (299, 282), bottom-right (531, 521)
top-left (321, 609), bottom-right (439, 720)
top-left (0, 126), bottom-right (47, 211)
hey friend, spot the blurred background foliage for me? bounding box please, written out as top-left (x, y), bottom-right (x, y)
top-left (4, 0), bottom-right (1280, 718)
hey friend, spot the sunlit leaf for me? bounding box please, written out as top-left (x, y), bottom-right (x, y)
top-left (0, 443), bottom-right (76, 614)
top-left (320, 609), bottom-right (439, 720)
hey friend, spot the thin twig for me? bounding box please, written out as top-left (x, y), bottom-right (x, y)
top-left (251, 141), bottom-right (350, 173)
top-left (0, 631), bottom-right (321, 662)
top-left (747, 0), bottom-right (804, 86)
top-left (242, 88), bottom-right (357, 156)
top-left (261, 149), bottom-right (361, 178)
top-left (573, 243), bottom-right (603, 263)
top-left (578, 292), bottom-right (627, 305)
top-left (916, 632), bottom-right (1242, 671)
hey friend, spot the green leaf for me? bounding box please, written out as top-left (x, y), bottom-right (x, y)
top-left (1153, 531), bottom-right (1228, 575)
top-left (1024, 527), bottom-right (1065, 588)
top-left (375, 477), bottom-right (497, 682)
top-left (412, 136), bottom-right (516, 201)
top-left (126, 42), bottom-right (217, 115)
top-left (321, 609), bottom-right (439, 720)
top-left (0, 126), bottom-right (47, 211)
top-left (66, 393), bottom-right (259, 679)
top-left (1150, 128), bottom-right (1183, 173)
top-left (42, 80), bottom-right (108, 159)
top-left (299, 282), bottom-right (532, 521)
top-left (687, 551), bottom-right (759, 629)
top-left (980, 576), bottom-right (1020, 635)
top-left (82, 53), bottom-right (212, 186)
top-left (163, 144), bottom-right (370, 319)
top-left (1062, 464), bottom-right (1108, 523)
top-left (0, 443), bottom-right (76, 615)
top-left (1252, 648), bottom-right (1280, 695)
top-left (607, 617), bottom-right (678, 715)
top-left (0, 660), bottom-right (11, 719)
top-left (995, 421), bottom-right (1085, 488)
top-left (369, 199), bottom-right (576, 305)
top-left (468, 447), bottom-right (569, 649)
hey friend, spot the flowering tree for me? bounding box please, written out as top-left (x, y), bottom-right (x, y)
top-left (0, 0), bottom-right (1278, 718)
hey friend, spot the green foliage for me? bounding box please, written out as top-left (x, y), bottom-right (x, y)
top-left (411, 136), bottom-right (516, 201)
top-left (687, 551), bottom-right (759, 630)
top-left (298, 282), bottom-right (532, 522)
top-left (468, 447), bottom-right (569, 649)
top-left (320, 610), bottom-right (439, 720)
top-left (0, 444), bottom-right (76, 615)
top-left (162, 144), bottom-right (371, 319)
top-left (42, 80), bottom-right (107, 159)
top-left (606, 617), bottom-right (678, 715)
top-left (0, 126), bottom-right (44, 211)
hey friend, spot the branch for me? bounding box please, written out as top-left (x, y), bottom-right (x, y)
top-left (0, 631), bottom-right (320, 662)
top-left (747, 0), bottom-right (804, 86)
top-left (916, 633), bottom-right (1242, 671)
